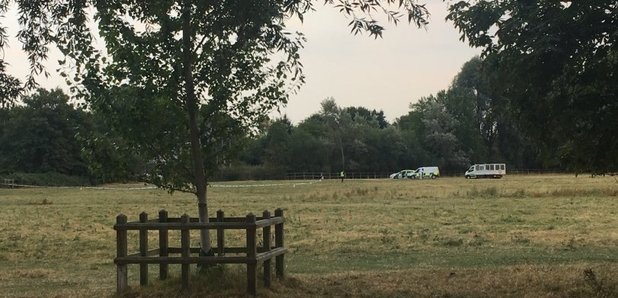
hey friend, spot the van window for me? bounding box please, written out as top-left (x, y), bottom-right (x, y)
top-left (500, 164), bottom-right (505, 170)
top-left (489, 165), bottom-right (494, 170)
top-left (479, 165), bottom-right (485, 171)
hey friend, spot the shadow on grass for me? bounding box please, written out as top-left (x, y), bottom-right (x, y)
top-left (118, 264), bottom-right (618, 298)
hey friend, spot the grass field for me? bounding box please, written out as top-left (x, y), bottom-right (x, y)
top-left (1, 175), bottom-right (617, 297)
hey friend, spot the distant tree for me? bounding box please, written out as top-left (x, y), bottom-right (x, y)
top-left (345, 106), bottom-right (389, 129)
top-left (294, 114), bottom-right (332, 171)
top-left (320, 98), bottom-right (347, 171)
top-left (287, 127), bottom-right (330, 172)
top-left (395, 108), bottom-right (427, 168)
top-left (363, 126), bottom-right (406, 172)
top-left (415, 94), bottom-right (469, 171)
top-left (0, 88), bottom-right (88, 175)
top-left (440, 85), bottom-right (488, 163)
top-left (262, 117), bottom-right (293, 168)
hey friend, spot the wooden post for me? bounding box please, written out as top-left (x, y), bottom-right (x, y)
top-left (158, 210), bottom-right (168, 280)
top-left (139, 212), bottom-right (149, 286)
top-left (216, 210), bottom-right (225, 256)
top-left (181, 214), bottom-right (190, 290)
top-left (274, 208), bottom-right (285, 278)
top-left (262, 210), bottom-right (271, 288)
top-left (116, 214), bottom-right (128, 294)
top-left (246, 213), bottom-right (257, 297)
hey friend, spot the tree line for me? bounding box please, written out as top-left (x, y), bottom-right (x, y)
top-left (232, 56), bottom-right (546, 178)
top-left (2, 55), bottom-right (597, 184)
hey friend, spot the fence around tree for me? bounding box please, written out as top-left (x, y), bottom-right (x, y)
top-left (114, 209), bottom-right (286, 296)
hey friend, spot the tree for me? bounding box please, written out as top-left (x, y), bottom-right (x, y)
top-left (394, 103), bottom-right (429, 168)
top-left (0, 64), bottom-right (21, 147)
top-left (414, 94), bottom-right (469, 171)
top-left (345, 106), bottom-right (389, 129)
top-left (3, 0), bottom-right (432, 257)
top-left (447, 0), bottom-right (618, 172)
top-left (320, 98), bottom-right (347, 171)
top-left (292, 114), bottom-right (332, 171)
top-left (0, 64), bottom-right (22, 109)
top-left (0, 88), bottom-right (88, 175)
top-left (287, 126), bottom-right (330, 172)
top-left (262, 117), bottom-right (293, 168)
top-left (363, 125), bottom-right (405, 172)
top-left (16, 0), bottom-right (309, 256)
top-left (79, 111), bottom-right (147, 184)
top-left (0, 2), bottom-right (21, 109)
top-left (319, 98), bottom-right (376, 172)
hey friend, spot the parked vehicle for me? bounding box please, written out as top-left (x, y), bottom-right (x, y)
top-left (390, 169), bottom-right (414, 179)
top-left (465, 163), bottom-right (506, 179)
top-left (410, 166), bottom-right (440, 179)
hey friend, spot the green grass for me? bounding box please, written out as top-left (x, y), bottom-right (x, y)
top-left (0, 175), bottom-right (617, 297)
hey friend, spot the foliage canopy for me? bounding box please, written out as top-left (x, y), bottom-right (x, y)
top-left (448, 0), bottom-right (618, 171)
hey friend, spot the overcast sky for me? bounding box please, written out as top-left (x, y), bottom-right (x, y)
top-left (3, 2), bottom-right (479, 123)
top-left (279, 2), bottom-right (480, 123)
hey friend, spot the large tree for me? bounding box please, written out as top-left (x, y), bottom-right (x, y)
top-left (0, 88), bottom-right (89, 175)
top-left (2, 0), bottom-right (430, 255)
top-left (447, 0), bottom-right (618, 172)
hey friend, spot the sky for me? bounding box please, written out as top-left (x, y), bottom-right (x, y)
top-left (277, 2), bottom-right (480, 123)
top-left (2, 2), bottom-right (479, 124)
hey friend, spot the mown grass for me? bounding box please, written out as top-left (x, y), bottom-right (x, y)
top-left (0, 175), bottom-right (617, 297)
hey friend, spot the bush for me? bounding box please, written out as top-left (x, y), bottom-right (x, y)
top-left (0, 172), bottom-right (93, 187)
top-left (212, 165), bottom-right (286, 181)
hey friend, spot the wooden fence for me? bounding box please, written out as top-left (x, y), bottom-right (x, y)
top-left (1, 179), bottom-right (15, 188)
top-left (114, 209), bottom-right (286, 296)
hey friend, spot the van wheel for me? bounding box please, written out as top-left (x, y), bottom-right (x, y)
top-left (430, 174), bottom-right (436, 179)
top-left (465, 175), bottom-right (470, 179)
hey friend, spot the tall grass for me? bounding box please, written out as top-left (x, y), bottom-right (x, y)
top-left (0, 175), bottom-right (617, 297)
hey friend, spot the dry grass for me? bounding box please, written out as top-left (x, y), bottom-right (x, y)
top-left (0, 174), bottom-right (617, 297)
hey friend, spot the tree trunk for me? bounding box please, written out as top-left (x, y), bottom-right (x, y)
top-left (338, 134), bottom-right (345, 171)
top-left (182, 0), bottom-right (211, 255)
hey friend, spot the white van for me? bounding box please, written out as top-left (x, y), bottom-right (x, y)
top-left (410, 166), bottom-right (440, 179)
top-left (465, 163), bottom-right (506, 179)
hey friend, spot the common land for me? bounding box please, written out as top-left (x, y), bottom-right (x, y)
top-left (0, 175), bottom-right (617, 297)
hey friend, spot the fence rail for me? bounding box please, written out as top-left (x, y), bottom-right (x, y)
top-left (282, 170), bottom-right (576, 180)
top-left (114, 209), bottom-right (286, 296)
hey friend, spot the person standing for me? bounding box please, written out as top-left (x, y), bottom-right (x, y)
top-left (340, 171), bottom-right (345, 182)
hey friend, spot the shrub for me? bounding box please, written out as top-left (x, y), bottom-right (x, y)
top-left (1, 172), bottom-right (92, 186)
top-left (212, 165), bottom-right (287, 181)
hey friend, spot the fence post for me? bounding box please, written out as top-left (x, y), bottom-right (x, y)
top-left (262, 210), bottom-right (271, 288)
top-left (246, 213), bottom-right (257, 297)
top-left (274, 208), bottom-right (285, 278)
top-left (181, 214), bottom-right (190, 290)
top-left (116, 214), bottom-right (128, 294)
top-left (217, 210), bottom-right (225, 256)
top-left (139, 212), bottom-right (149, 286)
top-left (159, 210), bottom-right (168, 280)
